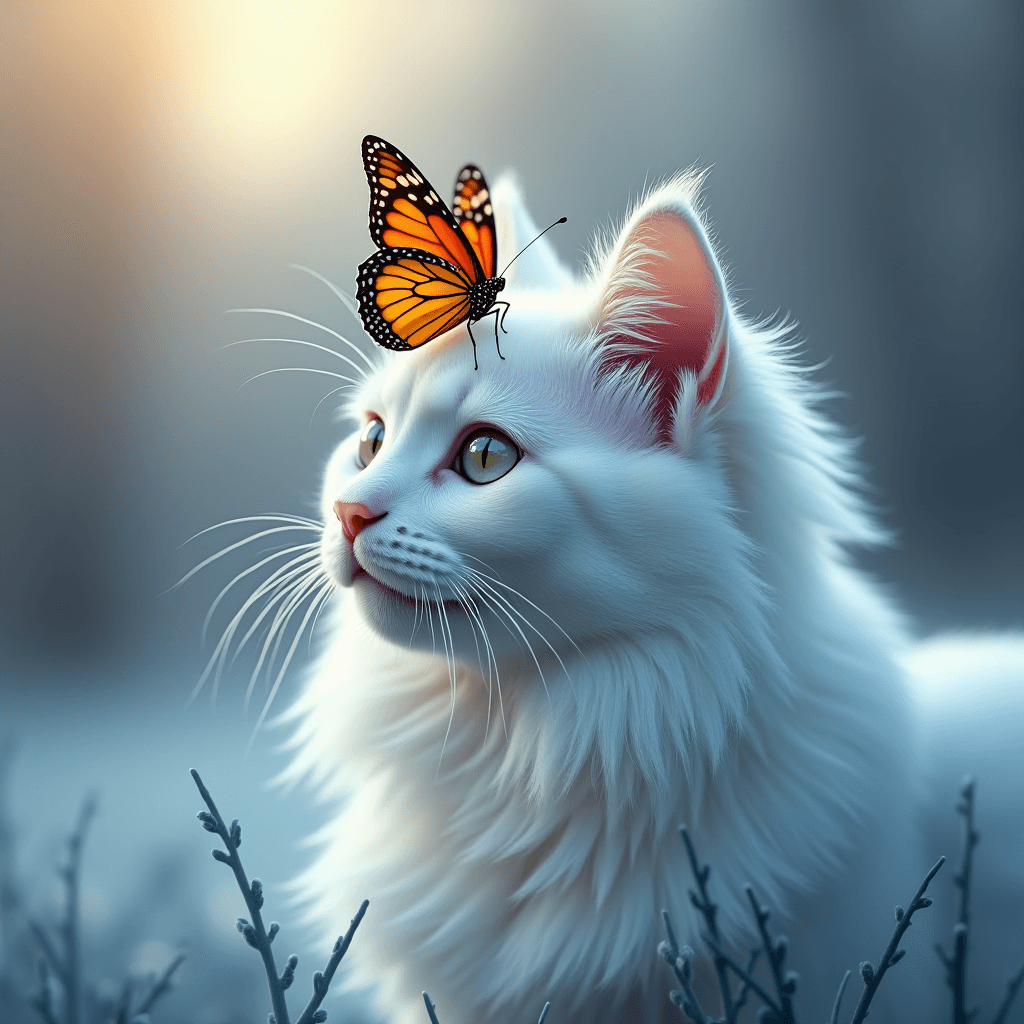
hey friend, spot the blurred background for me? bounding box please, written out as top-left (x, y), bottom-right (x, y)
top-left (1, 1), bottom-right (1021, 1020)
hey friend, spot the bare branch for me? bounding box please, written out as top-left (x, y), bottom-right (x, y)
top-left (849, 856), bottom-right (945, 1024)
top-left (991, 958), bottom-right (1024, 1024)
top-left (192, 768), bottom-right (366, 1024)
top-left (679, 827), bottom-right (736, 1020)
top-left (294, 900), bottom-right (368, 1024)
top-left (828, 970), bottom-right (851, 1024)
top-left (936, 779), bottom-right (979, 1024)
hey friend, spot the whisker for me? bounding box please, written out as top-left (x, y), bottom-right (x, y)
top-left (192, 556), bottom-right (319, 703)
top-left (307, 583), bottom-right (335, 658)
top-left (434, 581), bottom-right (459, 778)
top-left (245, 569), bottom-right (323, 710)
top-left (238, 367), bottom-right (359, 393)
top-left (180, 514), bottom-right (320, 547)
top-left (227, 307), bottom-right (375, 372)
top-left (461, 572), bottom-right (553, 705)
top-left (287, 265), bottom-right (374, 354)
top-left (227, 558), bottom-right (322, 669)
top-left (219, 337), bottom-right (369, 380)
top-left (449, 578), bottom-right (501, 741)
top-left (249, 576), bottom-right (331, 746)
top-left (174, 525), bottom-right (319, 591)
top-left (456, 579), bottom-right (514, 736)
top-left (462, 559), bottom-right (585, 664)
top-left (309, 385), bottom-right (354, 430)
top-left (202, 543), bottom-right (320, 645)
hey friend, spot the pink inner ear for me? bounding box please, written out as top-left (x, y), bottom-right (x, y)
top-left (605, 213), bottom-right (723, 443)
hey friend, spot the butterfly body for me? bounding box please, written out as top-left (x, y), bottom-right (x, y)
top-left (356, 136), bottom-right (507, 368)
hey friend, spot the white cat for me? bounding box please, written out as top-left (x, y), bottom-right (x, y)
top-left (281, 171), bottom-right (1024, 1023)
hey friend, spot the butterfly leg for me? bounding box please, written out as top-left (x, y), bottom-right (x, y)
top-left (490, 309), bottom-right (506, 361)
top-left (466, 319), bottom-right (480, 371)
top-left (494, 301), bottom-right (512, 334)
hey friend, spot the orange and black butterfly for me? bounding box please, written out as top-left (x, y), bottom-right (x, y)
top-left (356, 135), bottom-right (509, 369)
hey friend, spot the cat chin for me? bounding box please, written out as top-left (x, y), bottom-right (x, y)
top-left (347, 573), bottom-right (535, 662)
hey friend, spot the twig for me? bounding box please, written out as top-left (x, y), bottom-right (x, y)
top-left (849, 856), bottom-right (945, 1024)
top-left (62, 796), bottom-right (95, 1024)
top-left (744, 885), bottom-right (798, 1024)
top-left (702, 936), bottom-right (783, 1018)
top-left (129, 951), bottom-right (187, 1020)
top-left (991, 958), bottom-right (1024, 1024)
top-left (730, 949), bottom-right (759, 1022)
top-left (678, 827), bottom-right (737, 1021)
top-left (191, 768), bottom-right (368, 1024)
top-left (422, 991), bottom-right (551, 1023)
top-left (936, 779), bottom-right (979, 1024)
top-left (28, 795), bottom-right (96, 1024)
top-left (828, 970), bottom-right (851, 1024)
top-left (31, 960), bottom-right (59, 1024)
top-left (657, 927), bottom-right (712, 1023)
top-left (294, 901), bottom-right (368, 1024)
top-left (422, 992), bottom-right (441, 1024)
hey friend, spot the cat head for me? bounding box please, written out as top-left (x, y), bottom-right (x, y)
top-left (319, 171), bottom-right (766, 695)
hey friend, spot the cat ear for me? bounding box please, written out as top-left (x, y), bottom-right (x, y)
top-left (490, 175), bottom-right (574, 291)
top-left (590, 175), bottom-right (728, 444)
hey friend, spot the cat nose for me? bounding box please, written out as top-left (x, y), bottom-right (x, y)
top-left (334, 501), bottom-right (385, 543)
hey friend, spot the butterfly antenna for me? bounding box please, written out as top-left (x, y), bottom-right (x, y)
top-left (499, 217), bottom-right (567, 277)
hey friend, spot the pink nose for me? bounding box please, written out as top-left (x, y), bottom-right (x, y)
top-left (333, 501), bottom-right (384, 543)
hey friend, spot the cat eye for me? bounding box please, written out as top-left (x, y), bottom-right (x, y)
top-left (456, 428), bottom-right (520, 485)
top-left (357, 417), bottom-right (385, 467)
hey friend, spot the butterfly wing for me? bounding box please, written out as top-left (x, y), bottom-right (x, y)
top-left (356, 248), bottom-right (473, 351)
top-left (362, 136), bottom-right (484, 284)
top-left (452, 165), bottom-right (498, 280)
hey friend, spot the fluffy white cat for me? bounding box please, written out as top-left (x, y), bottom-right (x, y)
top-left (281, 171), bottom-right (1024, 1023)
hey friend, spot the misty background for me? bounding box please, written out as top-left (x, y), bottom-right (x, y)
top-left (1, 1), bottom-right (1021, 1019)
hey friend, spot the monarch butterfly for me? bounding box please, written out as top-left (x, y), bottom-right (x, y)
top-left (356, 135), bottom-right (564, 369)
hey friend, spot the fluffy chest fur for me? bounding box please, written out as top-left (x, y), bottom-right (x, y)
top-left (280, 175), bottom-right (1022, 1024)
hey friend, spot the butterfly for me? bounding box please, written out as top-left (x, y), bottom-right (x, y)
top-left (356, 135), bottom-right (510, 370)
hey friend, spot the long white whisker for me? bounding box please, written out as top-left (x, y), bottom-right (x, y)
top-left (449, 577), bottom-right (500, 741)
top-left (174, 525), bottom-right (318, 590)
top-left (421, 583), bottom-right (437, 660)
top-left (181, 514), bottom-right (321, 547)
top-left (227, 307), bottom-right (374, 371)
top-left (307, 584), bottom-right (335, 658)
top-left (286, 266), bottom-right (376, 361)
top-left (193, 556), bottom-right (319, 703)
top-left (260, 569), bottom-right (324, 687)
top-left (434, 581), bottom-right (459, 778)
top-left (245, 569), bottom-right (323, 709)
top-left (461, 572), bottom-right (552, 704)
top-left (309, 385), bottom-right (353, 430)
top-left (227, 557), bottom-right (322, 669)
top-left (238, 367), bottom-right (358, 392)
top-left (462, 580), bottom-right (508, 737)
top-left (218, 337), bottom-right (369, 380)
top-left (202, 543), bottom-right (320, 645)
top-left (249, 577), bottom-right (330, 746)
top-left (462, 560), bottom-right (585, 663)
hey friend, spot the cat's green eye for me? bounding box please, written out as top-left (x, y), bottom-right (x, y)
top-left (358, 417), bottom-right (385, 468)
top-left (457, 428), bottom-right (520, 485)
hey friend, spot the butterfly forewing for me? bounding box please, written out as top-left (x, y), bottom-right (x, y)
top-left (356, 248), bottom-right (473, 351)
top-left (362, 136), bottom-right (483, 283)
top-left (452, 165), bottom-right (498, 280)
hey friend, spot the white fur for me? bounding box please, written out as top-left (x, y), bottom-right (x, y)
top-left (281, 174), bottom-right (1024, 1023)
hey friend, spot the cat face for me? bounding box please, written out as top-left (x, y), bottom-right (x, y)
top-left (320, 177), bottom-right (741, 681)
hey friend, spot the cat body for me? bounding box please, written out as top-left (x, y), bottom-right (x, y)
top-left (283, 173), bottom-right (1024, 1023)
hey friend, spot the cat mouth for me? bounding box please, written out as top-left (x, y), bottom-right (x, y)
top-left (351, 552), bottom-right (462, 611)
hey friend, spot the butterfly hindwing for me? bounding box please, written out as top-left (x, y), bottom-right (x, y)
top-left (362, 136), bottom-right (484, 284)
top-left (356, 248), bottom-right (473, 352)
top-left (452, 165), bottom-right (498, 280)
